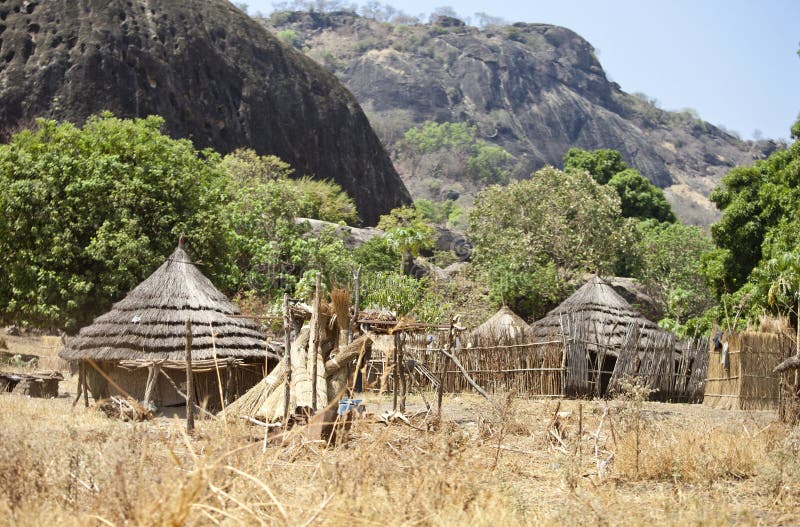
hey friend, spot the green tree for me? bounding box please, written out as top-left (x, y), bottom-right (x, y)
top-left (607, 169), bottom-right (676, 223)
top-left (707, 116), bottom-right (800, 298)
top-left (563, 148), bottom-right (628, 185)
top-left (400, 121), bottom-right (514, 184)
top-left (629, 220), bottom-right (715, 333)
top-left (0, 114), bottom-right (232, 331)
top-left (468, 166), bottom-right (625, 318)
top-left (414, 198), bottom-right (462, 228)
top-left (377, 207), bottom-right (435, 273)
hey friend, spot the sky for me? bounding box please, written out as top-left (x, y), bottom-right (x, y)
top-left (246, 0), bottom-right (800, 141)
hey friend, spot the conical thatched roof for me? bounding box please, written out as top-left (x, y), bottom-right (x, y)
top-left (530, 276), bottom-right (667, 350)
top-left (61, 245), bottom-right (267, 361)
top-left (471, 306), bottom-right (529, 340)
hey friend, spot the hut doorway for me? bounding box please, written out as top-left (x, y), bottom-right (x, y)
top-left (599, 354), bottom-right (617, 396)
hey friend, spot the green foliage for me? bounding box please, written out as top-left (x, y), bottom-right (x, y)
top-left (0, 114), bottom-right (232, 331)
top-left (607, 169), bottom-right (676, 223)
top-left (467, 141), bottom-right (514, 184)
top-left (400, 121), bottom-right (514, 184)
top-left (708, 117), bottom-right (800, 301)
top-left (353, 236), bottom-right (396, 274)
top-left (468, 166), bottom-right (625, 318)
top-left (221, 149), bottom-right (358, 298)
top-left (277, 29), bottom-right (298, 46)
top-left (564, 148), bottom-right (676, 223)
top-left (402, 121), bottom-right (474, 155)
top-left (377, 207), bottom-right (435, 272)
top-left (563, 148), bottom-right (628, 185)
top-left (361, 271), bottom-right (426, 317)
top-left (628, 220), bottom-right (715, 334)
top-left (414, 198), bottom-right (463, 228)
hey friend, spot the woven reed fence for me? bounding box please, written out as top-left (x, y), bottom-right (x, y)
top-left (704, 332), bottom-right (790, 410)
top-left (366, 327), bottom-right (707, 401)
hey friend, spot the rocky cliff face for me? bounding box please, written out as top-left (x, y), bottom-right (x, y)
top-left (0, 0), bottom-right (410, 225)
top-left (263, 11), bottom-right (777, 226)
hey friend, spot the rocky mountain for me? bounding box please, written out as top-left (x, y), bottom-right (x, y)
top-left (0, 0), bottom-right (410, 225)
top-left (262, 11), bottom-right (778, 226)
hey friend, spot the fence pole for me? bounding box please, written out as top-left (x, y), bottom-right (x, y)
top-left (283, 293), bottom-right (293, 424)
top-left (185, 319), bottom-right (194, 434)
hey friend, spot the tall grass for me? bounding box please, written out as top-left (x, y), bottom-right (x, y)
top-left (0, 392), bottom-right (797, 526)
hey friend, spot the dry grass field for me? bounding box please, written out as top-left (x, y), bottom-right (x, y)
top-left (1, 379), bottom-right (800, 527)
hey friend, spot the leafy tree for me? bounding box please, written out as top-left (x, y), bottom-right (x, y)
top-left (377, 207), bottom-right (435, 273)
top-left (607, 169), bottom-right (676, 223)
top-left (0, 114), bottom-right (232, 331)
top-left (468, 166), bottom-right (625, 318)
top-left (629, 220), bottom-right (715, 333)
top-left (414, 198), bottom-right (462, 228)
top-left (467, 141), bottom-right (514, 184)
top-left (221, 149), bottom-right (357, 297)
top-left (353, 235), bottom-right (396, 274)
top-left (563, 148), bottom-right (628, 185)
top-left (400, 121), bottom-right (514, 184)
top-left (707, 116), bottom-right (800, 298)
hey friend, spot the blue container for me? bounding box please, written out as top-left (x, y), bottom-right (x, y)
top-left (338, 398), bottom-right (364, 415)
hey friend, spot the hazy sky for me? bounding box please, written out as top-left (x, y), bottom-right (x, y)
top-left (246, 0), bottom-right (800, 141)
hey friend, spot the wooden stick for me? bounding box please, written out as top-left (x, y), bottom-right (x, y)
top-left (143, 363), bottom-right (160, 408)
top-left (82, 361), bottom-right (90, 407)
top-left (393, 333), bottom-right (399, 412)
top-left (283, 293), bottom-right (292, 424)
top-left (311, 273), bottom-right (322, 412)
top-left (72, 361), bottom-right (84, 407)
top-left (185, 319), bottom-right (194, 434)
top-left (440, 347), bottom-right (489, 399)
top-left (438, 319), bottom-right (454, 416)
top-left (349, 266), bottom-right (361, 345)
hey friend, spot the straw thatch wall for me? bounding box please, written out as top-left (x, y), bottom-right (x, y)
top-left (704, 332), bottom-right (790, 410)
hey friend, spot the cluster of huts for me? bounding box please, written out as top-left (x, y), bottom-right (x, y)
top-left (56, 243), bottom-right (795, 418)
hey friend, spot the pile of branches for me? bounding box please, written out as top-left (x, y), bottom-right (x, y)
top-left (97, 396), bottom-right (153, 422)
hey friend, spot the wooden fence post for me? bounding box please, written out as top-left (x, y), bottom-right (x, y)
top-left (283, 292), bottom-right (292, 424)
top-left (185, 320), bottom-right (194, 434)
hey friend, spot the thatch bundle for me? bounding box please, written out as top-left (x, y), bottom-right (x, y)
top-left (61, 246), bottom-right (267, 362)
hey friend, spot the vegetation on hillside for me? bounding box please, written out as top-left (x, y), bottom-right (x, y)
top-left (0, 111), bottom-right (797, 339)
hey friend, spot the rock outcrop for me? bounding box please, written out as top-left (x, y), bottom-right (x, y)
top-left (0, 0), bottom-right (410, 225)
top-left (263, 11), bottom-right (778, 225)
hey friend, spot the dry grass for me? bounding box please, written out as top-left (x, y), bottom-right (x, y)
top-left (1, 388), bottom-right (799, 526)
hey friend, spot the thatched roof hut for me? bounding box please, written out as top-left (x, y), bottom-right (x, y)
top-left (531, 276), bottom-right (666, 351)
top-left (470, 306), bottom-right (529, 341)
top-left (60, 243), bottom-right (271, 410)
top-left (530, 276), bottom-right (678, 398)
top-left (61, 245), bottom-right (267, 361)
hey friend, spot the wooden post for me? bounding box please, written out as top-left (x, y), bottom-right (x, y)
top-left (392, 333), bottom-right (400, 412)
top-left (224, 359), bottom-right (234, 407)
top-left (283, 292), bottom-right (292, 423)
top-left (310, 272), bottom-right (322, 412)
top-left (73, 361), bottom-right (84, 407)
top-left (348, 266), bottom-right (361, 345)
top-left (82, 361), bottom-right (89, 408)
top-left (438, 319), bottom-right (454, 416)
top-left (185, 319), bottom-right (194, 434)
top-left (143, 363), bottom-right (160, 408)
top-left (398, 332), bottom-right (407, 412)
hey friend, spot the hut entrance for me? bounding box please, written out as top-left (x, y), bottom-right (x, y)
top-left (598, 354), bottom-right (617, 396)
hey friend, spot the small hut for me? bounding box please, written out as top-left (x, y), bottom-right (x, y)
top-left (703, 331), bottom-right (790, 410)
top-left (469, 305), bottom-right (529, 342)
top-left (60, 242), bottom-right (274, 411)
top-left (531, 276), bottom-right (683, 398)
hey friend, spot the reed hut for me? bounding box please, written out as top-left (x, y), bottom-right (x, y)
top-left (703, 331), bottom-right (790, 410)
top-left (60, 241), bottom-right (273, 411)
top-left (530, 276), bottom-right (681, 398)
